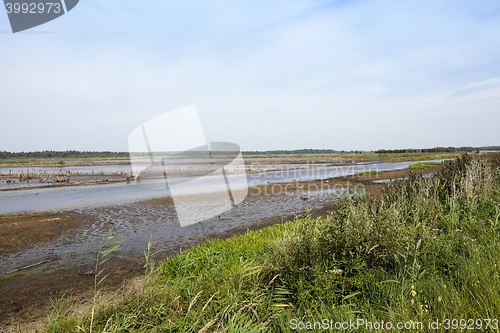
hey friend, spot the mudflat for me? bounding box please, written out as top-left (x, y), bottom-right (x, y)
top-left (0, 166), bottom-right (441, 330)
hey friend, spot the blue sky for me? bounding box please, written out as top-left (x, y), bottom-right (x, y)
top-left (1, 0), bottom-right (500, 152)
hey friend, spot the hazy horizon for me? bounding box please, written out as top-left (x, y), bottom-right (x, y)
top-left (2, 145), bottom-right (499, 154)
top-left (2, 0), bottom-right (500, 152)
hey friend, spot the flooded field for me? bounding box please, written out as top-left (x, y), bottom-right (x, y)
top-left (0, 185), bottom-right (346, 276)
top-left (0, 159), bottom-right (446, 214)
top-left (0, 161), bottom-right (317, 190)
top-left (0, 157), bottom-right (446, 328)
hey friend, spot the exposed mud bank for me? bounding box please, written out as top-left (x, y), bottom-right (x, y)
top-left (0, 167), bottom-right (442, 330)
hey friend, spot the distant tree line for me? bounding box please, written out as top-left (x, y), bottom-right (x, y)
top-left (478, 146), bottom-right (500, 151)
top-left (375, 146), bottom-right (500, 154)
top-left (0, 150), bottom-right (129, 159)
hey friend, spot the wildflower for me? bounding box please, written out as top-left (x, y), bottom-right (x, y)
top-left (411, 290), bottom-right (417, 297)
top-left (438, 296), bottom-right (442, 302)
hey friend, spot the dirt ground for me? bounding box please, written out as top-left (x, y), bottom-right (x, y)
top-left (0, 166), bottom-right (442, 331)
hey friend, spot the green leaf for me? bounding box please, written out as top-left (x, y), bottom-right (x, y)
top-left (97, 274), bottom-right (109, 286)
top-left (343, 292), bottom-right (361, 301)
top-left (95, 268), bottom-right (106, 277)
top-left (271, 303), bottom-right (290, 307)
top-left (377, 280), bottom-right (401, 284)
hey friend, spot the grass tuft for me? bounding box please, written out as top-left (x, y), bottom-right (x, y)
top-left (407, 161), bottom-right (443, 170)
top-left (355, 170), bottom-right (381, 176)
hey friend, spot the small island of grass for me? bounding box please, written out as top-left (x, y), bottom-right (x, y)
top-left (355, 170), bottom-right (381, 176)
top-left (407, 161), bottom-right (443, 170)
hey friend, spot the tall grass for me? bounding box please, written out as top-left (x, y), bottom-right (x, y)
top-left (263, 153), bottom-right (500, 331)
top-left (43, 153), bottom-right (500, 332)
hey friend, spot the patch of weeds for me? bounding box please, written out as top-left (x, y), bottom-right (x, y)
top-left (355, 170), bottom-right (381, 176)
top-left (407, 161), bottom-right (443, 170)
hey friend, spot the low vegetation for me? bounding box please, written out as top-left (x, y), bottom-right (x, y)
top-left (0, 149), bottom-right (480, 164)
top-left (44, 153), bottom-right (500, 332)
top-left (407, 161), bottom-right (444, 170)
top-left (355, 170), bottom-right (381, 176)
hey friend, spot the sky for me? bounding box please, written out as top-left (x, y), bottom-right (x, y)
top-left (1, 0), bottom-right (500, 152)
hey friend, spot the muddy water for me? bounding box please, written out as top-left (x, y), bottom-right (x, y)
top-left (0, 159), bottom-right (446, 215)
top-left (0, 187), bottom-right (345, 276)
top-left (0, 163), bottom-right (313, 191)
top-left (0, 161), bottom-right (315, 176)
top-left (0, 159), bottom-right (446, 277)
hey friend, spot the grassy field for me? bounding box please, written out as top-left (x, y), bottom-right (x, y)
top-left (243, 152), bottom-right (460, 161)
top-left (384, 154), bottom-right (460, 163)
top-left (42, 153), bottom-right (500, 332)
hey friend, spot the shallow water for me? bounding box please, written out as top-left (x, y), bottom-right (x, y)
top-left (0, 187), bottom-right (345, 276)
top-left (0, 160), bottom-right (446, 215)
top-left (0, 158), bottom-right (449, 279)
top-left (0, 163), bottom-right (315, 191)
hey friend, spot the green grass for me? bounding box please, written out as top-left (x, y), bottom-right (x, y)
top-left (244, 152), bottom-right (460, 161)
top-left (43, 153), bottom-right (500, 332)
top-left (0, 159), bottom-right (38, 164)
top-left (407, 154), bottom-right (460, 161)
top-left (386, 154), bottom-right (460, 163)
top-left (407, 161), bottom-right (444, 170)
top-left (355, 170), bottom-right (381, 176)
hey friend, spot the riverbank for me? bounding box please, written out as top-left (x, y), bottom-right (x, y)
top-left (34, 153), bottom-right (500, 332)
top-left (0, 164), bottom-right (444, 331)
top-left (0, 160), bottom-right (446, 331)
